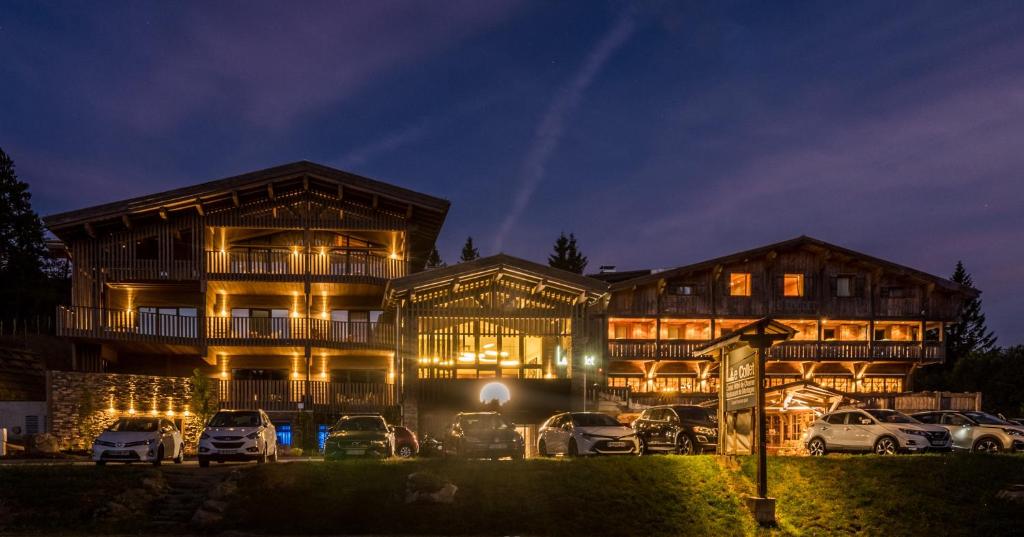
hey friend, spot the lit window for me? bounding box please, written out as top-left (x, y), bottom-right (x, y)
top-left (783, 274), bottom-right (804, 297)
top-left (729, 273), bottom-right (751, 296)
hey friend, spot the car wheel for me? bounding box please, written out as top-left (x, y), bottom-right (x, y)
top-left (638, 438), bottom-right (648, 455)
top-left (513, 448), bottom-right (525, 460)
top-left (568, 439), bottom-right (580, 457)
top-left (271, 446), bottom-right (279, 463)
top-left (538, 439), bottom-right (550, 457)
top-left (973, 437), bottom-right (1002, 454)
top-left (257, 447), bottom-right (267, 464)
top-left (807, 437), bottom-right (827, 456)
top-left (676, 433), bottom-right (694, 455)
top-left (174, 444), bottom-right (184, 464)
top-left (397, 445), bottom-right (414, 458)
top-left (152, 446), bottom-right (164, 466)
top-left (874, 436), bottom-right (898, 455)
top-left (198, 457), bottom-right (209, 468)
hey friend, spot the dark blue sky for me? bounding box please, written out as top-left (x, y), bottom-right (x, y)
top-left (2, 1), bottom-right (1022, 343)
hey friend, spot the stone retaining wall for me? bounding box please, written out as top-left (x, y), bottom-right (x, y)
top-left (47, 371), bottom-right (208, 450)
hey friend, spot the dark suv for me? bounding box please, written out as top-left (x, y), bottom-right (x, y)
top-left (322, 414), bottom-right (394, 459)
top-left (632, 405), bottom-right (718, 454)
top-left (443, 412), bottom-right (525, 459)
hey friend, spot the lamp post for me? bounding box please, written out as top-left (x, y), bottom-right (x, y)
top-left (582, 354), bottom-right (595, 412)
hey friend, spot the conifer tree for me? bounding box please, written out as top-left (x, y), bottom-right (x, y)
top-left (425, 246), bottom-right (446, 269)
top-left (459, 237), bottom-right (479, 262)
top-left (946, 261), bottom-right (997, 360)
top-left (547, 232), bottom-right (587, 274)
top-left (0, 148), bottom-right (48, 318)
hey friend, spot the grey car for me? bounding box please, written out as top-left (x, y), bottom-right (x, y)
top-left (911, 410), bottom-right (1024, 453)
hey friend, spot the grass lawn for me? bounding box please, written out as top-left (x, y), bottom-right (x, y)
top-left (228, 456), bottom-right (754, 536)
top-left (0, 464), bottom-right (162, 533)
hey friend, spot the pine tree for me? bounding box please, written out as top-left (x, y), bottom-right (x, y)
top-left (0, 148), bottom-right (48, 318)
top-left (548, 232), bottom-right (588, 274)
top-left (425, 246), bottom-right (446, 269)
top-left (946, 261), bottom-right (997, 361)
top-left (459, 237), bottom-right (479, 263)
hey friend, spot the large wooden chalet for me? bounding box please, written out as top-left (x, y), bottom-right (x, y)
top-left (44, 162), bottom-right (976, 437)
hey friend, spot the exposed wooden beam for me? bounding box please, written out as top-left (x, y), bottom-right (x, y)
top-left (337, 184), bottom-right (344, 200)
top-left (121, 214), bottom-right (132, 230)
top-left (303, 175), bottom-right (310, 191)
top-left (194, 198), bottom-right (205, 216)
top-left (231, 190), bottom-right (240, 207)
top-left (372, 194), bottom-right (379, 209)
top-left (405, 204), bottom-right (414, 219)
top-left (84, 222), bottom-right (96, 238)
top-left (532, 280), bottom-right (546, 295)
top-left (158, 207), bottom-right (169, 220)
top-left (267, 183), bottom-right (275, 200)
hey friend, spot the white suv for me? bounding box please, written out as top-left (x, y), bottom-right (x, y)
top-left (913, 410), bottom-right (1024, 453)
top-left (198, 409), bottom-right (278, 466)
top-left (804, 408), bottom-right (951, 455)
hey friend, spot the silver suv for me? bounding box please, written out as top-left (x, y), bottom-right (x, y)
top-left (912, 410), bottom-right (1024, 453)
top-left (804, 408), bottom-right (951, 455)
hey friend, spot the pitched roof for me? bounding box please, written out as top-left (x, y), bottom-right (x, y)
top-left (609, 235), bottom-right (977, 296)
top-left (386, 253), bottom-right (609, 301)
top-left (43, 160), bottom-right (449, 229)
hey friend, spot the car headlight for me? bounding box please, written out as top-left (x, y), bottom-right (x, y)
top-left (200, 432), bottom-right (210, 440)
top-left (1003, 429), bottom-right (1024, 437)
top-left (246, 431), bottom-right (260, 440)
top-left (899, 428), bottom-right (928, 436)
top-left (94, 440), bottom-right (115, 447)
top-left (693, 426), bottom-right (716, 436)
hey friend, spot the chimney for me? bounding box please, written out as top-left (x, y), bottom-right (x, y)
top-left (599, 265), bottom-right (616, 274)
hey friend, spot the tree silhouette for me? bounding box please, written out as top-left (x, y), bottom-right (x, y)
top-left (548, 232), bottom-right (588, 274)
top-left (459, 237), bottom-right (480, 262)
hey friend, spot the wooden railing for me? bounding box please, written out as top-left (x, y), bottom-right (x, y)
top-left (659, 340), bottom-right (705, 359)
top-left (608, 340), bottom-right (657, 359)
top-left (106, 259), bottom-right (200, 281)
top-left (58, 306), bottom-right (394, 349)
top-left (218, 380), bottom-right (394, 413)
top-left (205, 249), bottom-right (406, 280)
top-left (57, 306), bottom-right (198, 345)
top-left (767, 341), bottom-right (945, 362)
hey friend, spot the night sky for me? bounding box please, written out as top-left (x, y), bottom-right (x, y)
top-left (1, 1), bottom-right (1021, 344)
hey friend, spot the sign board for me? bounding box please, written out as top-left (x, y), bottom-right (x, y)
top-left (724, 348), bottom-right (756, 412)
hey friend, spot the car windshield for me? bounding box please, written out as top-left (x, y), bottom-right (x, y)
top-left (571, 413), bottom-right (621, 427)
top-left (864, 409), bottom-right (915, 423)
top-left (208, 411), bottom-right (261, 428)
top-left (674, 406), bottom-right (714, 422)
top-left (963, 411), bottom-right (1010, 425)
top-left (334, 416), bottom-right (387, 432)
top-left (107, 418), bottom-right (159, 432)
top-left (459, 414), bottom-right (509, 430)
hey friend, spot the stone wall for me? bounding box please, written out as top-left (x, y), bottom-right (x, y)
top-left (47, 371), bottom-right (210, 451)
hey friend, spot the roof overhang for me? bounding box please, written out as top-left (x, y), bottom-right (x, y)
top-left (385, 253), bottom-right (609, 307)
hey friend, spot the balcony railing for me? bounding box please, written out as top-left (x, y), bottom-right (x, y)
top-left (606, 337), bottom-right (945, 363)
top-left (205, 249), bottom-right (406, 281)
top-left (218, 380), bottom-right (395, 413)
top-left (58, 306), bottom-right (394, 349)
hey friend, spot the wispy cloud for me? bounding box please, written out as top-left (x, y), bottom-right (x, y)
top-left (492, 10), bottom-right (636, 252)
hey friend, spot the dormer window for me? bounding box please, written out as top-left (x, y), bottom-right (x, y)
top-left (729, 273), bottom-right (751, 296)
top-left (783, 274), bottom-right (804, 297)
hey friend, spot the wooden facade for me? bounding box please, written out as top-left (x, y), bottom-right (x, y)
top-left (600, 236), bottom-right (975, 398)
top-left (45, 162), bottom-right (449, 412)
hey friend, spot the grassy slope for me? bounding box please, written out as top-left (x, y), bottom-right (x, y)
top-left (735, 455), bottom-right (1024, 537)
top-left (227, 457), bottom-right (755, 536)
top-left (0, 465), bottom-right (160, 533)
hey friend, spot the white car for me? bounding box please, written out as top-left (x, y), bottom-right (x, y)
top-left (804, 408), bottom-right (951, 455)
top-left (92, 417), bottom-right (184, 466)
top-left (197, 409), bottom-right (278, 467)
top-left (538, 412), bottom-right (639, 456)
top-left (913, 410), bottom-right (1024, 453)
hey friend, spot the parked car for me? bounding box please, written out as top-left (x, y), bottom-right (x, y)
top-left (443, 412), bottom-right (524, 459)
top-left (632, 405), bottom-right (718, 455)
top-left (538, 412), bottom-right (638, 456)
top-left (912, 410), bottom-right (1024, 453)
top-left (197, 409), bottom-right (278, 467)
top-left (804, 408), bottom-right (951, 455)
top-left (323, 414), bottom-right (394, 459)
top-left (391, 425), bottom-right (419, 458)
top-left (93, 417), bottom-right (184, 466)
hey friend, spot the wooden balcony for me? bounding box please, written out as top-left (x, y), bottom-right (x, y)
top-left (766, 340), bottom-right (945, 362)
top-left (605, 337), bottom-right (944, 363)
top-left (205, 249), bottom-right (406, 282)
top-left (218, 380), bottom-right (395, 413)
top-left (607, 339), bottom-right (708, 360)
top-left (106, 259), bottom-right (201, 282)
top-left (58, 306), bottom-right (394, 350)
